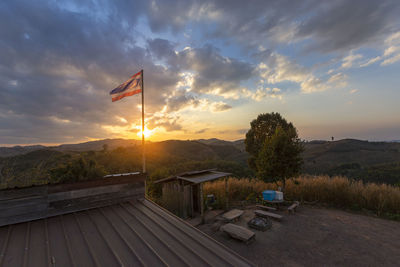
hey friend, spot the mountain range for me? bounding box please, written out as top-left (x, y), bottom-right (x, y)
top-left (1, 138), bottom-right (399, 186)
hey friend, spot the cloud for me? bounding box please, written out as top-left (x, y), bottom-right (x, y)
top-left (295, 0), bottom-right (399, 52)
top-left (143, 1), bottom-right (399, 53)
top-left (383, 46), bottom-right (400, 57)
top-left (384, 31), bottom-right (400, 45)
top-left (0, 0), bottom-right (181, 143)
top-left (242, 87), bottom-right (282, 101)
top-left (149, 41), bottom-right (255, 96)
top-left (341, 52), bottom-right (363, 68)
top-left (380, 31), bottom-right (400, 66)
top-left (1, 0), bottom-right (399, 144)
top-left (327, 72), bottom-right (348, 88)
top-left (194, 128), bottom-right (210, 134)
top-left (338, 31), bottom-right (400, 69)
top-left (360, 56), bottom-right (382, 67)
top-left (210, 101), bottom-right (232, 112)
top-left (381, 54), bottom-right (400, 65)
top-left (256, 52), bottom-right (344, 93)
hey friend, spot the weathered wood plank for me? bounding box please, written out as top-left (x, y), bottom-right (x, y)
top-left (0, 201), bottom-right (48, 218)
top-left (0, 174), bottom-right (146, 227)
top-left (222, 209), bottom-right (244, 222)
top-left (254, 210), bottom-right (283, 221)
top-left (221, 223), bottom-right (255, 243)
top-left (49, 184), bottom-right (144, 209)
top-left (48, 174), bottom-right (145, 193)
top-left (48, 182), bottom-right (144, 202)
top-left (0, 195), bottom-right (46, 209)
top-left (287, 201), bottom-right (300, 214)
top-left (256, 205), bottom-right (277, 211)
top-left (0, 186), bottom-right (47, 201)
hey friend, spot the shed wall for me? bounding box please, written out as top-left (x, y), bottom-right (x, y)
top-left (162, 182), bottom-right (194, 218)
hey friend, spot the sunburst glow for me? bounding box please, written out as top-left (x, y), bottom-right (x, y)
top-left (136, 126), bottom-right (153, 139)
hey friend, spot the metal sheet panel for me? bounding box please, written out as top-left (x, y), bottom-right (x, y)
top-left (178, 171), bottom-right (231, 184)
top-left (0, 199), bottom-right (254, 267)
top-left (155, 170), bottom-right (231, 185)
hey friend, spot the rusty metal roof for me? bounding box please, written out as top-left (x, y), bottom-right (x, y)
top-left (0, 199), bottom-right (254, 267)
top-left (155, 170), bottom-right (231, 185)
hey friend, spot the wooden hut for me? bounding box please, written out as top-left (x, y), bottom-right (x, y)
top-left (155, 169), bottom-right (231, 219)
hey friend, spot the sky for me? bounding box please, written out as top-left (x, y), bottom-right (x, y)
top-left (1, 0), bottom-right (400, 146)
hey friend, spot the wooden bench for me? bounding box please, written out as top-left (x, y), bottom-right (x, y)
top-left (287, 201), bottom-right (300, 214)
top-left (254, 209), bottom-right (283, 221)
top-left (221, 223), bottom-right (255, 243)
top-left (256, 204), bottom-right (277, 211)
top-left (221, 209), bottom-right (244, 222)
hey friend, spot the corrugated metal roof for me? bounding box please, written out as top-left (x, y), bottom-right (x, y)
top-left (155, 170), bottom-right (231, 184)
top-left (0, 199), bottom-right (254, 267)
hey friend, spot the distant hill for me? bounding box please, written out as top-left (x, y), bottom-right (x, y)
top-left (302, 139), bottom-right (400, 184)
top-left (1, 138), bottom-right (400, 186)
top-left (0, 138), bottom-right (252, 189)
top-left (54, 138), bottom-right (142, 152)
top-left (0, 145), bottom-right (46, 157)
top-left (303, 139), bottom-right (400, 170)
top-left (0, 139), bottom-right (142, 157)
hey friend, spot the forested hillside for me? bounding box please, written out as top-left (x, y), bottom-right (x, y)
top-left (0, 140), bottom-right (252, 189)
top-left (1, 138), bottom-right (400, 189)
top-left (302, 139), bottom-right (400, 185)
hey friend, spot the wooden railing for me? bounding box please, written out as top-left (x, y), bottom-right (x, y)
top-left (0, 173), bottom-right (146, 226)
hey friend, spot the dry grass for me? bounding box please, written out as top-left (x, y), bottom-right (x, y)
top-left (204, 175), bottom-right (400, 217)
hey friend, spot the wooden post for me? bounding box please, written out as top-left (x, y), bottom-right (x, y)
top-left (141, 69), bottom-right (146, 174)
top-left (180, 181), bottom-right (184, 218)
top-left (200, 183), bottom-right (204, 224)
top-left (225, 177), bottom-right (229, 210)
top-left (190, 185), bottom-right (194, 217)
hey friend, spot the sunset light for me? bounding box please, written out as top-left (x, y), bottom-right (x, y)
top-left (136, 126), bottom-right (154, 139)
top-left (0, 1), bottom-right (399, 266)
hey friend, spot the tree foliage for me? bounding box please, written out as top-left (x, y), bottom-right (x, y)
top-left (245, 112), bottom-right (303, 188)
top-left (245, 112), bottom-right (297, 170)
top-left (256, 126), bottom-right (303, 187)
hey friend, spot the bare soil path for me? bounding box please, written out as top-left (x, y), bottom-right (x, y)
top-left (197, 206), bottom-right (400, 267)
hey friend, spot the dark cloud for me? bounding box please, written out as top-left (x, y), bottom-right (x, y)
top-left (0, 0), bottom-right (180, 144)
top-left (148, 39), bottom-right (255, 95)
top-left (144, 0), bottom-right (399, 53)
top-left (177, 45), bottom-right (254, 94)
top-left (296, 0), bottom-right (400, 52)
top-left (1, 0), bottom-right (399, 144)
top-left (147, 38), bottom-right (177, 63)
top-left (144, 0), bottom-right (200, 33)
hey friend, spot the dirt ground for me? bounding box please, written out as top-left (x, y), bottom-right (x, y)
top-left (197, 205), bottom-right (400, 267)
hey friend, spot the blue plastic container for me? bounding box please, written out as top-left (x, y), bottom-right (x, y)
top-left (262, 190), bottom-right (276, 201)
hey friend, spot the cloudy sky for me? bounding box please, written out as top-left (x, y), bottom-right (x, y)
top-left (1, 0), bottom-right (400, 145)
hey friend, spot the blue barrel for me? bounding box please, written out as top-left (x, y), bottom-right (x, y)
top-left (262, 190), bottom-right (276, 201)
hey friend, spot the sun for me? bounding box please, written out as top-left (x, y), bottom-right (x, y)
top-left (136, 126), bottom-right (153, 139)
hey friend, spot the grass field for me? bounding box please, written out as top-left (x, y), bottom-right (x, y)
top-left (204, 175), bottom-right (400, 219)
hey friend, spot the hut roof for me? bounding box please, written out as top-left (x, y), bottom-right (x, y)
top-left (0, 199), bottom-right (254, 266)
top-left (154, 169), bottom-right (231, 185)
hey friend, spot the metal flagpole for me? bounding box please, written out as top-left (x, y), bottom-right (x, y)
top-left (141, 69), bottom-right (146, 174)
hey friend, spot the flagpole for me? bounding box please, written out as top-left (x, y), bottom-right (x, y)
top-left (141, 69), bottom-right (146, 174)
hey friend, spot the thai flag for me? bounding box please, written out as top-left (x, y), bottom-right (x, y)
top-left (110, 71), bottom-right (142, 102)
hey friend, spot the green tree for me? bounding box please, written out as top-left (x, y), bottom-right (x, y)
top-left (245, 112), bottom-right (296, 170)
top-left (255, 126), bottom-right (303, 191)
